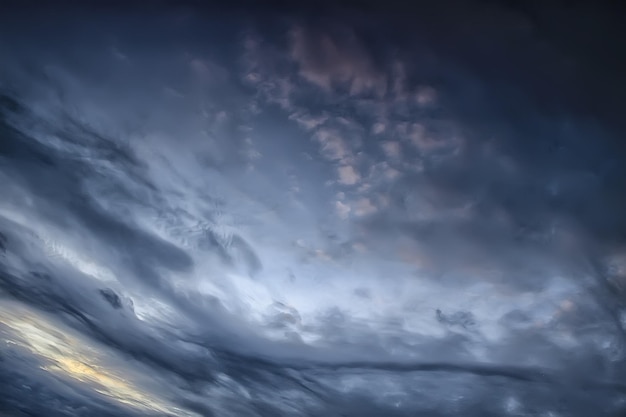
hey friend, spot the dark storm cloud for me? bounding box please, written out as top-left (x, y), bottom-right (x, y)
top-left (1, 2), bottom-right (626, 417)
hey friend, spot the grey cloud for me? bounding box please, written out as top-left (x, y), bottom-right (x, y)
top-left (0, 98), bottom-right (194, 288)
top-left (1, 3), bottom-right (626, 417)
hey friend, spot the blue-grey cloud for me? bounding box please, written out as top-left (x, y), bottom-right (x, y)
top-left (1, 2), bottom-right (626, 416)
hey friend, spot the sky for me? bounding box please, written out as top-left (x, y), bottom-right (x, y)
top-left (1, 1), bottom-right (626, 416)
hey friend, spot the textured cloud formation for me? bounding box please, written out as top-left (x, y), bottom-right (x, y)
top-left (290, 25), bottom-right (387, 97)
top-left (1, 2), bottom-right (626, 416)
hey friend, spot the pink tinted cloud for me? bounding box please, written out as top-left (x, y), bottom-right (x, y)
top-left (289, 25), bottom-right (387, 97)
top-left (337, 164), bottom-right (361, 185)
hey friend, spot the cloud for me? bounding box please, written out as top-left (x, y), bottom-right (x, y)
top-left (1, 3), bottom-right (626, 417)
top-left (337, 164), bottom-right (361, 185)
top-left (335, 200), bottom-right (351, 219)
top-left (289, 25), bottom-right (387, 97)
top-left (371, 122), bottom-right (386, 135)
top-left (415, 85), bottom-right (438, 106)
top-left (352, 198), bottom-right (377, 217)
top-left (381, 140), bottom-right (401, 159)
top-left (289, 111), bottom-right (328, 131)
top-left (313, 128), bottom-right (351, 162)
top-left (240, 33), bottom-right (297, 112)
top-left (0, 301), bottom-right (194, 416)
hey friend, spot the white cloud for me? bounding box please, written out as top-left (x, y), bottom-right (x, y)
top-left (415, 85), bottom-right (437, 106)
top-left (216, 111), bottom-right (229, 123)
top-left (259, 77), bottom-right (295, 111)
top-left (337, 165), bottom-right (361, 185)
top-left (239, 34), bottom-right (295, 112)
top-left (384, 167), bottom-right (401, 180)
top-left (401, 123), bottom-right (459, 153)
top-left (406, 123), bottom-right (434, 150)
top-left (335, 200), bottom-right (352, 219)
top-left (314, 128), bottom-right (351, 162)
top-left (371, 122), bottom-right (386, 135)
top-left (353, 198), bottom-right (377, 217)
top-left (367, 161), bottom-right (402, 183)
top-left (357, 182), bottom-right (372, 193)
top-left (382, 140), bottom-right (402, 159)
top-left (289, 112), bottom-right (328, 131)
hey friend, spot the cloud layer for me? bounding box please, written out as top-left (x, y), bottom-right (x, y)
top-left (1, 2), bottom-right (626, 416)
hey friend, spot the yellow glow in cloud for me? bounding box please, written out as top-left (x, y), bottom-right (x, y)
top-left (0, 300), bottom-right (199, 417)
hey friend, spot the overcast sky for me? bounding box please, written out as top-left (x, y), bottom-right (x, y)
top-left (1, 1), bottom-right (626, 416)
